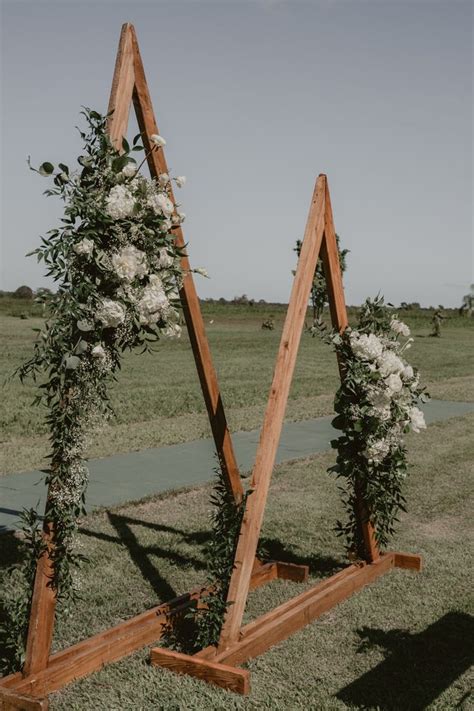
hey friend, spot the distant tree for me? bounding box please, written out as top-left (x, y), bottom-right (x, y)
top-left (293, 234), bottom-right (349, 326)
top-left (14, 285), bottom-right (33, 299)
top-left (459, 284), bottom-right (474, 317)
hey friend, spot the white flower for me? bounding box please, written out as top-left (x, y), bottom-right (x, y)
top-left (73, 238), bottom-right (94, 256)
top-left (177, 211), bottom-right (186, 222)
top-left (96, 299), bottom-right (125, 328)
top-left (391, 318), bottom-right (411, 337)
top-left (363, 438), bottom-right (391, 463)
top-left (150, 134), bottom-right (166, 147)
top-left (112, 245), bottom-right (148, 281)
top-left (175, 175), bottom-right (186, 188)
top-left (159, 218), bottom-right (173, 233)
top-left (409, 407), bottom-right (426, 433)
top-left (149, 192), bottom-right (174, 217)
top-left (194, 267), bottom-right (209, 278)
top-left (158, 173), bottom-right (170, 187)
top-left (157, 248), bottom-right (174, 268)
top-left (105, 185), bottom-right (136, 219)
top-left (122, 162), bottom-right (137, 178)
top-left (138, 277), bottom-right (170, 325)
top-left (163, 323), bottom-right (182, 339)
top-left (91, 344), bottom-right (106, 361)
top-left (350, 332), bottom-right (384, 361)
top-left (402, 365), bottom-right (414, 380)
top-left (385, 373), bottom-right (403, 395)
top-left (377, 349), bottom-right (405, 376)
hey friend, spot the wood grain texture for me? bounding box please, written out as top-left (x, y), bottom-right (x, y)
top-left (215, 555), bottom-right (396, 667)
top-left (107, 23), bottom-right (135, 149)
top-left (320, 176), bottom-right (380, 563)
top-left (150, 648), bottom-right (250, 694)
top-left (0, 687), bottom-right (48, 711)
top-left (22, 525), bottom-right (56, 676)
top-left (218, 176), bottom-right (327, 648)
top-left (394, 552), bottom-right (423, 571)
top-left (128, 24), bottom-right (243, 502)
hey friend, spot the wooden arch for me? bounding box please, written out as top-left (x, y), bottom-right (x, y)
top-left (0, 23), bottom-right (421, 709)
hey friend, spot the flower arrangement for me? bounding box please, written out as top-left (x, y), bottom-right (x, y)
top-left (3, 109), bottom-right (199, 669)
top-left (324, 296), bottom-right (428, 556)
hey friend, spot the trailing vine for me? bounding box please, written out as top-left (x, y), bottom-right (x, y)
top-left (2, 108), bottom-right (198, 671)
top-left (320, 296), bottom-right (428, 556)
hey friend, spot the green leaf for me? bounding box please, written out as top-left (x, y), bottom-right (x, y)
top-left (38, 162), bottom-right (54, 176)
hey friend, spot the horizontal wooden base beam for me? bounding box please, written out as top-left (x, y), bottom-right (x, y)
top-left (150, 551), bottom-right (421, 693)
top-left (0, 559), bottom-right (302, 699)
top-left (150, 648), bottom-right (250, 694)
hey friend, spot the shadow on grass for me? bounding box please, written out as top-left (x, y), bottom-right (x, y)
top-left (0, 531), bottom-right (22, 568)
top-left (337, 612), bottom-right (474, 710)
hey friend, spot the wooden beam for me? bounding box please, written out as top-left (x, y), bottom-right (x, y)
top-left (394, 552), bottom-right (422, 571)
top-left (22, 526), bottom-right (56, 676)
top-left (1, 560), bottom-right (293, 698)
top-left (218, 176), bottom-right (327, 648)
top-left (107, 22), bottom-right (135, 149)
top-left (150, 648), bottom-right (250, 694)
top-left (0, 687), bottom-right (48, 711)
top-left (215, 554), bottom-right (397, 668)
top-left (128, 24), bottom-right (244, 502)
top-left (319, 176), bottom-right (380, 563)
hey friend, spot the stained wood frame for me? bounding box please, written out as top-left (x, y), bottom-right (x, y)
top-left (0, 23), bottom-right (309, 710)
top-left (148, 176), bottom-right (422, 691)
top-left (0, 23), bottom-right (422, 708)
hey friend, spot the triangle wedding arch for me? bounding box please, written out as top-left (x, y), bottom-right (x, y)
top-left (0, 23), bottom-right (421, 708)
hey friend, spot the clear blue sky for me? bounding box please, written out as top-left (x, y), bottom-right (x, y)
top-left (1, 0), bottom-right (472, 306)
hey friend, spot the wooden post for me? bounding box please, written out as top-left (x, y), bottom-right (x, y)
top-left (218, 176), bottom-right (327, 648)
top-left (319, 177), bottom-right (379, 562)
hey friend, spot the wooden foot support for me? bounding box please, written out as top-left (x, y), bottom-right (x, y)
top-left (0, 687), bottom-right (48, 711)
top-left (0, 559), bottom-right (304, 700)
top-left (150, 649), bottom-right (250, 694)
top-left (150, 552), bottom-right (421, 694)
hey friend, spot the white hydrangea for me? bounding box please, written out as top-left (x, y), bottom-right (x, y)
top-left (105, 185), bottom-right (136, 219)
top-left (91, 344), bottom-right (106, 361)
top-left (402, 364), bottom-right (414, 380)
top-left (157, 248), bottom-right (174, 268)
top-left (138, 275), bottom-right (170, 325)
top-left (391, 318), bottom-right (411, 337)
top-left (363, 438), bottom-right (391, 463)
top-left (385, 373), bottom-right (403, 395)
top-left (148, 192), bottom-right (174, 217)
top-left (159, 218), bottom-right (173, 233)
top-left (122, 162), bottom-right (137, 178)
top-left (350, 332), bottom-right (384, 361)
top-left (73, 238), bottom-right (94, 256)
top-left (175, 175), bottom-right (186, 188)
top-left (96, 299), bottom-right (125, 328)
top-left (409, 407), bottom-right (426, 433)
top-left (377, 349), bottom-right (405, 376)
top-left (112, 245), bottom-right (148, 282)
top-left (158, 173), bottom-right (170, 187)
top-left (177, 211), bottom-right (186, 222)
top-left (163, 323), bottom-right (182, 339)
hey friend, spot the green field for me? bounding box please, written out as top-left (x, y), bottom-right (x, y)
top-left (1, 302), bottom-right (473, 474)
top-left (1, 300), bottom-right (473, 708)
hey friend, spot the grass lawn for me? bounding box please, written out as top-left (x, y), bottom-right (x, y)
top-left (1, 413), bottom-right (472, 709)
top-left (1, 302), bottom-right (473, 474)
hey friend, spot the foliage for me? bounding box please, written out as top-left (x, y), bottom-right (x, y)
top-left (294, 234), bottom-right (349, 326)
top-left (0, 509), bottom-right (45, 673)
top-left (5, 108), bottom-right (190, 670)
top-left (321, 296), bottom-right (428, 556)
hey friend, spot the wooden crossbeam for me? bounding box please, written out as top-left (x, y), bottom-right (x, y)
top-left (150, 551), bottom-right (422, 693)
top-left (0, 561), bottom-right (306, 701)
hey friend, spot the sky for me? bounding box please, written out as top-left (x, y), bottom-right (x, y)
top-left (1, 0), bottom-right (472, 307)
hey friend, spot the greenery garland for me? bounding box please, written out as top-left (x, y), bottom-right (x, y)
top-left (1, 109), bottom-right (197, 671)
top-left (322, 296), bottom-right (428, 556)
